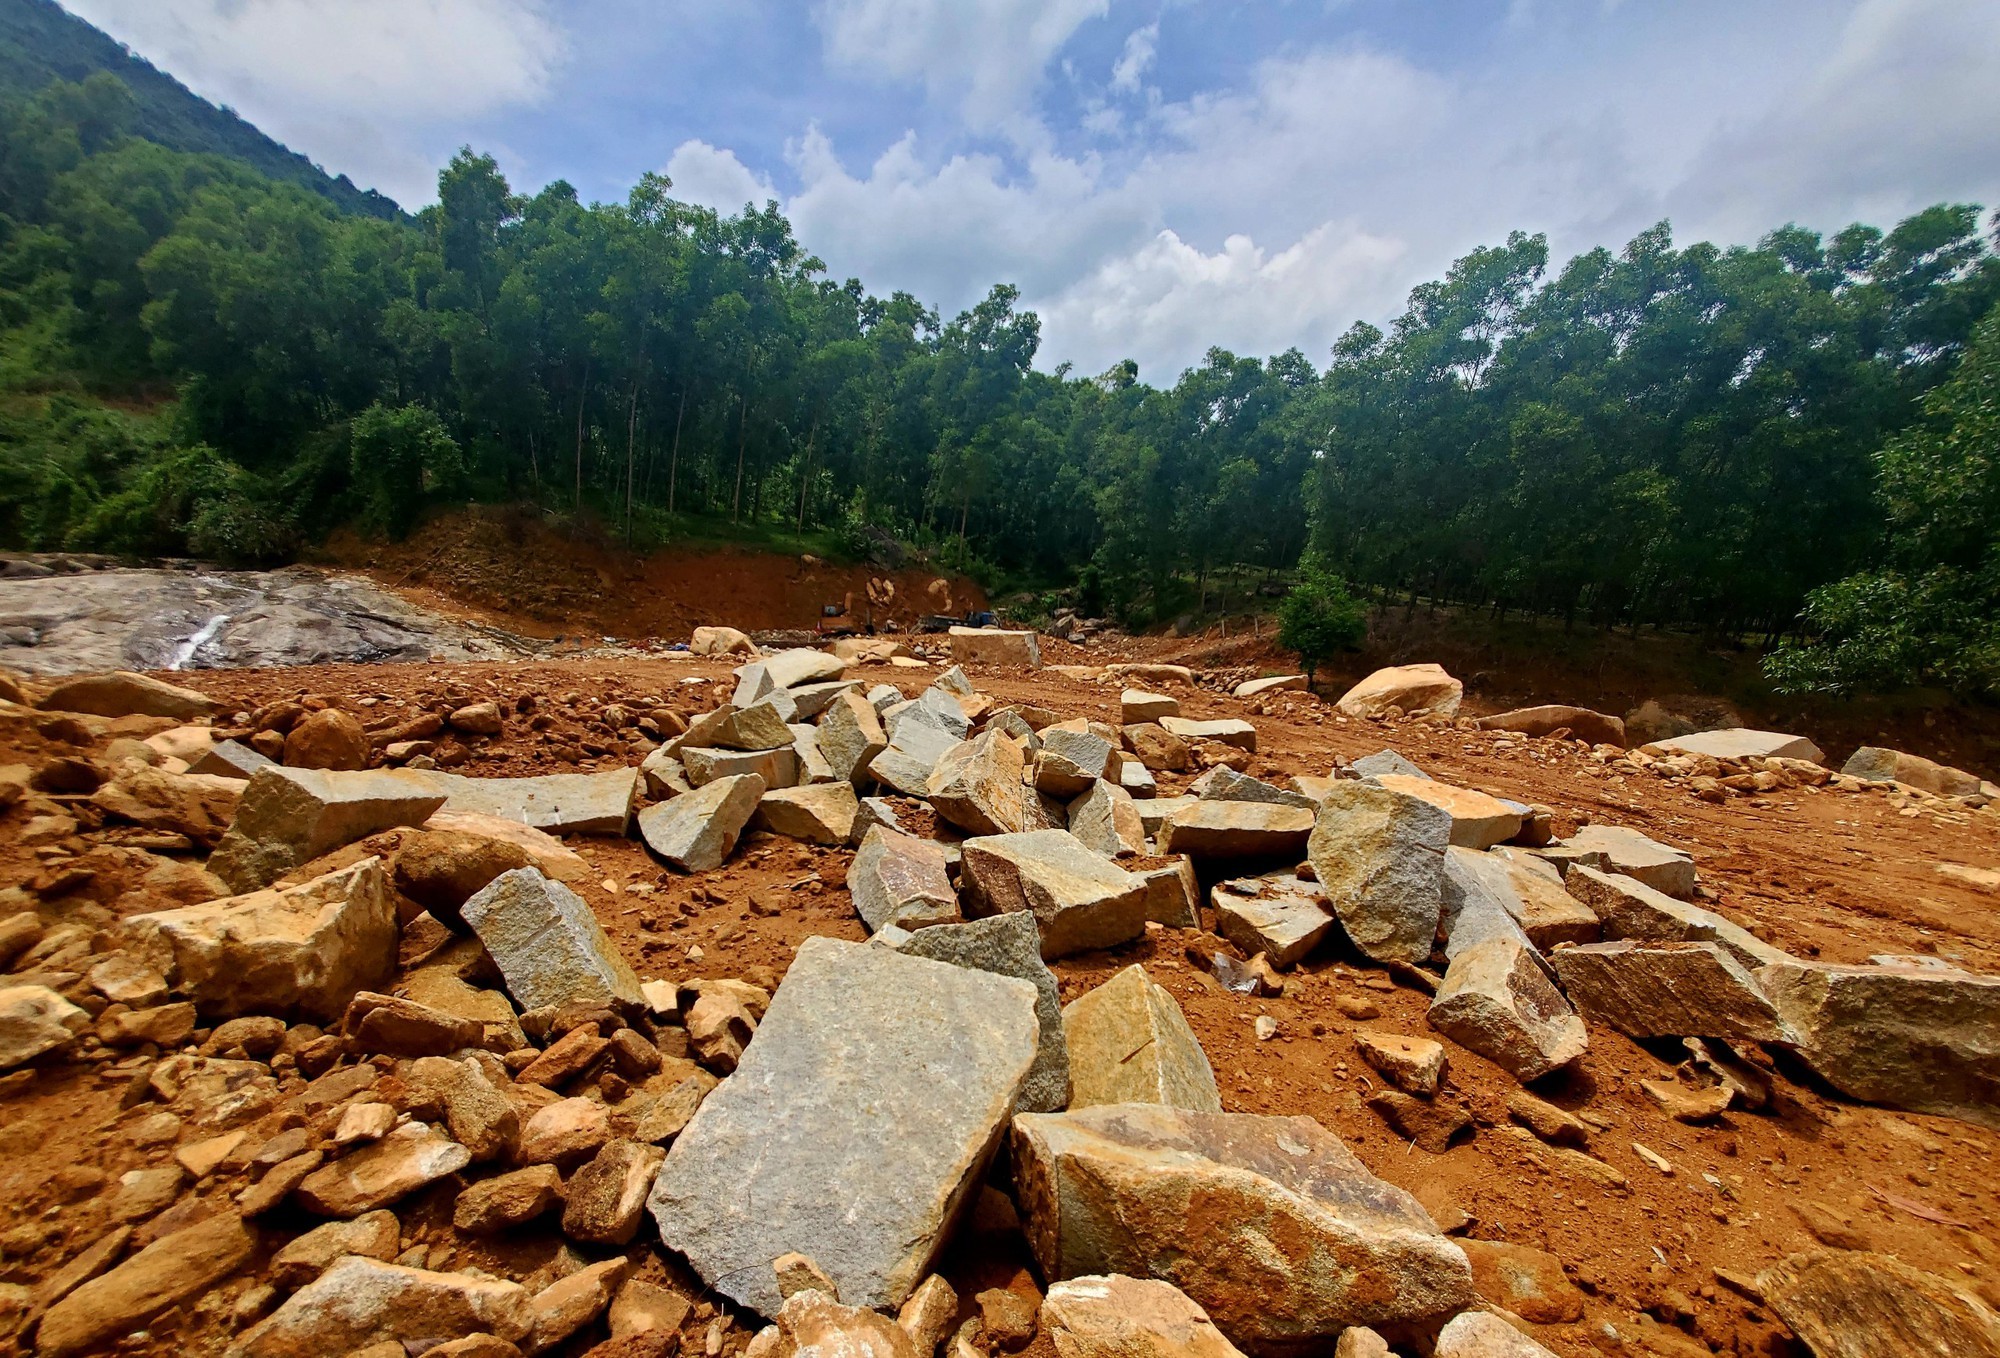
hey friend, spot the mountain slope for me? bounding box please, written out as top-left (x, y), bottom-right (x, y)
top-left (0, 0), bottom-right (401, 218)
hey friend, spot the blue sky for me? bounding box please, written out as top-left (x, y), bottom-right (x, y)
top-left (65, 0), bottom-right (2000, 380)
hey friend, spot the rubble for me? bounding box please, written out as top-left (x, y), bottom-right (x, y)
top-left (1306, 781), bottom-right (1450, 966)
top-left (1063, 964), bottom-right (1221, 1111)
top-left (960, 830), bottom-right (1150, 959)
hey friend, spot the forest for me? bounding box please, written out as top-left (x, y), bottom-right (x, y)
top-left (1, 71), bottom-right (1997, 697)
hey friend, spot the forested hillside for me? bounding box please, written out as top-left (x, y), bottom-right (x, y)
top-left (0, 0), bottom-right (398, 219)
top-left (1, 68), bottom-right (1997, 696)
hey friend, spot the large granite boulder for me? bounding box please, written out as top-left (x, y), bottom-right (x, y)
top-left (1473, 705), bottom-right (1626, 747)
top-left (648, 936), bottom-right (1040, 1318)
top-left (949, 627), bottom-right (1041, 668)
top-left (1564, 865), bottom-right (1785, 969)
top-left (1010, 1103), bottom-right (1473, 1353)
top-left (1642, 728), bottom-right (1824, 763)
top-left (1210, 874), bottom-right (1335, 969)
top-left (460, 867), bottom-right (643, 1013)
top-left (890, 911), bottom-right (1070, 1113)
top-left (1306, 782), bottom-right (1450, 966)
top-left (121, 859), bottom-right (396, 1022)
top-left (1335, 664), bottom-right (1462, 720)
top-left (208, 766), bottom-right (447, 893)
top-left (1368, 775), bottom-right (1522, 850)
top-left (1063, 965), bottom-right (1220, 1112)
top-left (960, 830), bottom-right (1150, 959)
top-left (1160, 802), bottom-right (1314, 859)
top-left (821, 690), bottom-right (888, 784)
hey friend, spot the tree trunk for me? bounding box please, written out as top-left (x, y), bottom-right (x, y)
top-left (624, 379), bottom-right (639, 544)
top-left (667, 387), bottom-right (687, 515)
top-left (573, 362), bottom-right (590, 516)
top-left (796, 415), bottom-right (819, 532)
top-left (732, 394), bottom-right (749, 522)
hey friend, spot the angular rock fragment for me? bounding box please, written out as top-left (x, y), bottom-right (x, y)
top-left (295, 1121), bottom-right (471, 1215)
top-left (1035, 728), bottom-right (1113, 798)
top-left (1160, 800), bottom-right (1314, 859)
top-left (208, 766), bottom-right (447, 893)
top-left (519, 1096), bottom-right (614, 1165)
top-left (1353, 1032), bottom-right (1445, 1096)
top-left (1158, 717), bottom-right (1256, 751)
top-left (886, 689), bottom-right (972, 768)
top-left (430, 768), bottom-right (641, 836)
top-left (1474, 705), bottom-right (1627, 746)
top-left (1368, 775), bottom-right (1523, 850)
top-left (821, 691), bottom-right (889, 784)
top-left (0, 984), bottom-right (89, 1069)
top-left (1335, 664), bottom-right (1462, 720)
top-left (405, 1055), bottom-right (520, 1161)
top-left (1068, 779), bottom-right (1146, 858)
top-left (1564, 865), bottom-right (1784, 969)
top-left (681, 745), bottom-right (800, 789)
top-left (1842, 746), bottom-right (1983, 797)
top-left (890, 911), bottom-right (1070, 1113)
top-left (1306, 782), bottom-right (1450, 966)
top-left (392, 829), bottom-right (531, 928)
top-left (234, 1256), bottom-right (532, 1358)
top-left (1757, 957), bottom-right (2000, 1129)
top-left (949, 627), bottom-right (1041, 668)
top-left (1063, 965), bottom-right (1220, 1112)
top-left (929, 731), bottom-right (1027, 835)
top-left (1125, 723), bottom-right (1192, 772)
top-left (1011, 1103), bottom-right (1474, 1352)
top-left (461, 867), bottom-right (643, 1012)
top-left (1437, 850), bottom-right (1539, 960)
top-left (343, 990), bottom-right (483, 1056)
top-left (1121, 690), bottom-right (1180, 724)
top-left (1455, 1240), bottom-right (1583, 1325)
top-left (710, 701), bottom-right (798, 751)
top-left (1643, 728), bottom-right (1824, 763)
top-left (1365, 1089), bottom-right (1469, 1154)
top-left (1189, 767), bottom-right (1315, 809)
top-left (35, 1211), bottom-right (253, 1358)
top-left (1758, 1250), bottom-right (2000, 1358)
top-left (1133, 857), bottom-right (1200, 929)
top-left (91, 765), bottom-right (242, 845)
top-left (564, 1138), bottom-right (666, 1245)
top-left (38, 670), bottom-right (223, 720)
top-left (1042, 1274), bottom-right (1247, 1358)
top-left (848, 827), bottom-right (960, 933)
top-left (648, 936), bottom-right (1040, 1318)
top-left (1349, 750), bottom-right (1425, 780)
top-left (1559, 826), bottom-right (1696, 899)
top-left (638, 773), bottom-right (766, 872)
top-left (752, 1289), bottom-right (920, 1358)
top-left (755, 783), bottom-right (860, 845)
top-left (1433, 1311), bottom-right (1560, 1357)
top-left (455, 1164), bottom-right (563, 1234)
top-left (1210, 874), bottom-right (1335, 969)
top-left (1429, 936), bottom-right (1587, 1082)
top-left (269, 1210), bottom-right (401, 1290)
top-left (960, 830), bottom-right (1149, 959)
top-left (1550, 941), bottom-right (1795, 1043)
top-left (121, 859), bottom-right (396, 1022)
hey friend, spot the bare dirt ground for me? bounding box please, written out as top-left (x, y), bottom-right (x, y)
top-left (4, 647), bottom-right (1996, 1358)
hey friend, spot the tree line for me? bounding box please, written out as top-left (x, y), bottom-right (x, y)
top-left (1, 73), bottom-right (1996, 695)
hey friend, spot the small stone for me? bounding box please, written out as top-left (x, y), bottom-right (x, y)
top-left (1121, 690), bottom-right (1180, 724)
top-left (236, 1256), bottom-right (533, 1357)
top-left (1505, 1091), bottom-right (1589, 1147)
top-left (333, 1101), bottom-right (398, 1146)
top-left (686, 990), bottom-right (756, 1074)
top-left (1365, 1089), bottom-right (1470, 1153)
top-left (776, 1252), bottom-right (842, 1302)
top-left (610, 1278), bottom-right (694, 1339)
top-left (269, 1210), bottom-right (401, 1289)
top-left (1042, 1274), bottom-right (1246, 1358)
top-left (897, 1275), bottom-right (959, 1357)
top-left (518, 1097), bottom-right (613, 1166)
top-left (285, 708), bottom-right (370, 770)
top-left (344, 990), bottom-right (486, 1057)
top-left (0, 984), bottom-right (89, 1069)
top-left (564, 1139), bottom-right (666, 1245)
top-left (294, 1121), bottom-right (471, 1215)
top-left (455, 1164), bottom-right (564, 1234)
top-left (406, 1055), bottom-right (521, 1162)
top-left (1352, 1031), bottom-right (1446, 1095)
top-left (1456, 1240), bottom-right (1584, 1324)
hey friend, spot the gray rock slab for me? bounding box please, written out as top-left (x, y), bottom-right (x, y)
top-left (1306, 781), bottom-right (1450, 966)
top-left (430, 768), bottom-right (638, 836)
top-left (648, 936), bottom-right (1039, 1318)
top-left (1550, 940), bottom-right (1796, 1043)
top-left (960, 830), bottom-right (1150, 959)
top-left (1564, 865), bottom-right (1787, 969)
top-left (847, 826), bottom-right (960, 932)
top-left (1210, 874), bottom-right (1336, 969)
top-left (1349, 750), bottom-right (1427, 780)
top-left (207, 766), bottom-right (448, 893)
top-left (1559, 825), bottom-right (1697, 898)
top-left (889, 911), bottom-right (1069, 1112)
top-left (638, 774), bottom-right (766, 872)
top-left (461, 867), bottom-right (643, 1013)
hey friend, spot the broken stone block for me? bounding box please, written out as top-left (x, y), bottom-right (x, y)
top-left (1550, 941), bottom-right (1795, 1043)
top-left (1365, 1089), bottom-right (1469, 1154)
top-left (890, 911), bottom-right (1069, 1114)
top-left (1210, 874), bottom-right (1334, 969)
top-left (38, 670), bottom-right (223, 721)
top-left (929, 731), bottom-right (1027, 835)
top-left (1352, 1032), bottom-right (1445, 1095)
top-left (392, 829), bottom-right (531, 928)
top-left (430, 768), bottom-right (640, 835)
top-left (564, 1138), bottom-right (666, 1245)
top-left (404, 1056), bottom-right (520, 1162)
top-left (648, 936), bottom-right (1040, 1318)
top-left (1842, 746), bottom-right (1983, 797)
top-left (1121, 690), bottom-right (1180, 724)
top-left (1063, 964), bottom-right (1220, 1112)
top-left (208, 767), bottom-right (447, 893)
top-left (1235, 674), bottom-right (1307, 699)
top-left (752, 1289), bottom-right (921, 1358)
top-left (1644, 728), bottom-right (1824, 763)
top-left (518, 1096), bottom-right (614, 1166)
top-left (1438, 849), bottom-right (1539, 961)
top-left (1306, 781), bottom-right (1450, 967)
top-left (821, 691), bottom-right (889, 784)
top-left (1160, 801), bottom-right (1314, 859)
top-left (460, 867), bottom-right (643, 1013)
top-left (454, 1164), bottom-right (563, 1234)
top-left (294, 1121), bottom-right (471, 1216)
top-left (1011, 1104), bottom-right (1474, 1352)
top-left (91, 765), bottom-right (242, 846)
top-left (269, 1210), bottom-right (401, 1289)
top-left (342, 990), bottom-right (483, 1057)
top-left (1429, 936), bottom-right (1587, 1082)
top-left (1757, 957), bottom-right (2000, 1129)
top-left (638, 772), bottom-right (766, 873)
top-left (35, 1211), bottom-right (254, 1358)
top-left (897, 1274), bottom-right (959, 1355)
top-left (1432, 1310), bottom-right (1560, 1356)
top-left (687, 989), bottom-right (756, 1073)
top-left (1335, 664), bottom-right (1462, 720)
top-left (121, 858), bottom-right (396, 1023)
top-left (759, 648), bottom-right (851, 691)
top-left (1157, 717), bottom-right (1256, 751)
top-left (755, 784), bottom-right (860, 845)
top-left (709, 701), bottom-right (798, 752)
top-left (0, 983), bottom-right (89, 1070)
top-left (681, 745), bottom-right (800, 789)
top-left (1035, 729), bottom-right (1113, 799)
top-left (1068, 780), bottom-right (1146, 858)
top-left (960, 830), bottom-right (1150, 960)
top-left (1133, 857), bottom-right (1200, 929)
top-left (886, 689), bottom-right (972, 766)
top-left (1042, 1274), bottom-right (1247, 1358)
top-left (1564, 865), bottom-right (1784, 969)
top-left (949, 627), bottom-right (1041, 668)
top-left (1465, 850), bottom-right (1600, 950)
top-left (848, 827), bottom-right (961, 933)
top-left (1559, 826), bottom-right (1696, 899)
top-left (1125, 723), bottom-right (1192, 773)
top-left (1368, 775), bottom-right (1523, 850)
top-left (1455, 1240), bottom-right (1584, 1326)
top-left (1350, 750), bottom-right (1426, 780)
top-left (233, 1256), bottom-right (532, 1358)
top-left (1189, 767), bottom-right (1316, 810)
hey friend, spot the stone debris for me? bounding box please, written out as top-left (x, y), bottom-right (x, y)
top-left (960, 830), bottom-right (1150, 959)
top-left (1012, 1103), bottom-right (1473, 1351)
top-left (849, 826), bottom-right (961, 932)
top-left (1306, 781), bottom-right (1451, 966)
top-left (1365, 1088), bottom-right (1470, 1153)
top-left (1035, 727), bottom-right (1114, 798)
top-left (638, 773), bottom-right (767, 871)
top-left (208, 766), bottom-right (448, 893)
top-left (234, 1255), bottom-right (533, 1357)
top-left (1068, 779), bottom-right (1147, 858)
top-left (295, 1120), bottom-right (472, 1215)
top-left (1235, 673), bottom-right (1307, 698)
top-left (1559, 825), bottom-right (1697, 898)
top-left (121, 858), bottom-right (397, 1022)
top-left (460, 867), bottom-right (644, 1012)
top-left (1121, 689), bottom-right (1180, 723)
top-left (1210, 874), bottom-right (1334, 969)
top-left (1430, 936), bottom-right (1588, 1082)
top-left (431, 768), bottom-right (641, 836)
top-left (1336, 663), bottom-right (1463, 720)
top-left (1842, 744), bottom-right (1984, 797)
top-left (1550, 940), bottom-right (1796, 1043)
top-left (693, 625), bottom-right (758, 656)
top-left (890, 911), bottom-right (1071, 1113)
top-left (564, 1138), bottom-right (666, 1245)
top-left (1368, 774), bottom-right (1523, 850)
top-left (1041, 1274), bottom-right (1248, 1358)
top-left (35, 1211), bottom-right (254, 1357)
top-left (0, 983), bottom-right (89, 1069)
top-left (649, 936), bottom-right (1040, 1317)
top-left (1063, 964), bottom-right (1221, 1112)
top-left (754, 783), bottom-right (860, 844)
top-left (1642, 727), bottom-right (1825, 763)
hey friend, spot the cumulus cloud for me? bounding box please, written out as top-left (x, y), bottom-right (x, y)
top-left (1110, 22), bottom-right (1158, 93)
top-left (63, 0), bottom-right (566, 205)
top-left (665, 140), bottom-right (779, 214)
top-left (812, 0), bottom-right (1110, 129)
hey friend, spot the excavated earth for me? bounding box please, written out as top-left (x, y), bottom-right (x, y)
top-left (1, 643), bottom-right (1997, 1358)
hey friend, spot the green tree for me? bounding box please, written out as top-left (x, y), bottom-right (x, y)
top-left (349, 402), bottom-right (464, 538)
top-left (1276, 560), bottom-right (1367, 684)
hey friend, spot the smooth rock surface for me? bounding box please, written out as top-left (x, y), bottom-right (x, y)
top-left (1473, 705), bottom-right (1626, 747)
top-left (1842, 746), bottom-right (1983, 797)
top-left (960, 830), bottom-right (1150, 959)
top-left (460, 867), bottom-right (643, 1012)
top-left (1335, 664), bottom-right (1463, 720)
top-left (38, 669), bottom-right (223, 719)
top-left (929, 730), bottom-right (1028, 835)
top-left (1432, 1312), bottom-right (1560, 1357)
top-left (890, 911), bottom-right (1071, 1113)
top-left (37, 1211), bottom-right (254, 1357)
top-left (1160, 801), bottom-right (1314, 859)
top-left (1644, 728), bottom-right (1825, 764)
top-left (754, 783), bottom-right (860, 845)
top-left (1369, 775), bottom-right (1523, 850)
top-left (1564, 865), bottom-right (1784, 969)
top-left (1559, 826), bottom-right (1696, 899)
top-left (1306, 781), bottom-right (1450, 966)
top-left (430, 769), bottom-right (639, 836)
top-left (649, 936), bottom-right (1040, 1318)
top-left (639, 773), bottom-right (766, 872)
top-left (1063, 964), bottom-right (1220, 1113)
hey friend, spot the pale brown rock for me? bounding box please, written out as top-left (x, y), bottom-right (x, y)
top-left (1042, 1274), bottom-right (1247, 1358)
top-left (234, 1256), bottom-right (533, 1358)
top-left (1550, 940), bottom-right (1795, 1043)
top-left (610, 1279), bottom-right (694, 1339)
top-left (960, 830), bottom-right (1149, 960)
top-left (1364, 1089), bottom-right (1469, 1154)
top-left (284, 708), bottom-right (370, 770)
top-left (638, 773), bottom-right (767, 872)
top-left (1565, 865), bottom-right (1784, 968)
top-left (1369, 775), bottom-right (1523, 850)
top-left (755, 783), bottom-right (861, 845)
top-left (1210, 874), bottom-right (1334, 969)
top-left (930, 730), bottom-right (1028, 835)
top-left (528, 1257), bottom-right (629, 1352)
top-left (1457, 1240), bottom-right (1583, 1324)
top-left (1125, 723), bottom-right (1192, 772)
top-left (35, 1211), bottom-right (253, 1357)
top-left (120, 858), bottom-right (396, 1022)
top-left (1757, 1250), bottom-right (2000, 1358)
top-left (1335, 664), bottom-right (1462, 720)
top-left (406, 1055), bottom-right (521, 1162)
top-left (1352, 1032), bottom-right (1445, 1095)
top-left (38, 670), bottom-right (222, 720)
top-left (1307, 781), bottom-right (1450, 966)
top-left (393, 829), bottom-right (532, 928)
top-left (1011, 1104), bottom-right (1473, 1353)
top-left (455, 1164), bottom-right (564, 1234)
top-left (0, 983), bottom-right (89, 1069)
top-left (1432, 1311), bottom-right (1561, 1356)
top-left (681, 745), bottom-right (800, 789)
top-left (754, 1289), bottom-right (920, 1358)
top-left (848, 827), bottom-right (960, 933)
top-left (1134, 857), bottom-right (1200, 929)
top-left (91, 764), bottom-right (242, 845)
top-left (1161, 801), bottom-right (1313, 859)
top-left (1474, 705), bottom-right (1626, 746)
top-left (898, 1275), bottom-right (959, 1357)
top-left (564, 1138), bottom-right (665, 1245)
top-left (687, 989), bottom-right (757, 1073)
top-left (518, 1096), bottom-right (613, 1165)
top-left (1121, 690), bottom-right (1180, 724)
top-left (344, 989), bottom-right (485, 1056)
top-left (1064, 965), bottom-right (1221, 1112)
top-left (1429, 937), bottom-right (1587, 1082)
top-left (269, 1210), bottom-right (401, 1289)
top-left (821, 690), bottom-right (889, 784)
top-left (1035, 728), bottom-right (1114, 798)
top-left (1157, 717), bottom-right (1256, 752)
top-left (949, 627), bottom-right (1041, 668)
top-left (1068, 779), bottom-right (1146, 858)
top-left (776, 1252), bottom-right (842, 1302)
top-left (207, 766), bottom-right (447, 893)
top-left (294, 1121), bottom-right (472, 1215)
top-left (1560, 826), bottom-right (1697, 899)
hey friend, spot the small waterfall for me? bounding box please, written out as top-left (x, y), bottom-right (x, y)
top-left (168, 613), bottom-right (230, 670)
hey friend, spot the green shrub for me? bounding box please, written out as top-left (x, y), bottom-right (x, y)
top-left (1277, 560), bottom-right (1367, 683)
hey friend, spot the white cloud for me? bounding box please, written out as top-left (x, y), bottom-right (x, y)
top-left (1110, 21), bottom-right (1158, 93)
top-left (665, 140), bottom-right (779, 213)
top-left (812, 0), bottom-right (1110, 129)
top-left (62, 0), bottom-right (566, 205)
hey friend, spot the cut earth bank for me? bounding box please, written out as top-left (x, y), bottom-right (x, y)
top-left (0, 641), bottom-right (1997, 1358)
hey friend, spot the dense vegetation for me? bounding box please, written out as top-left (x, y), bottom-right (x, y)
top-left (2, 67), bottom-right (1997, 695)
top-left (0, 0), bottom-right (398, 219)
